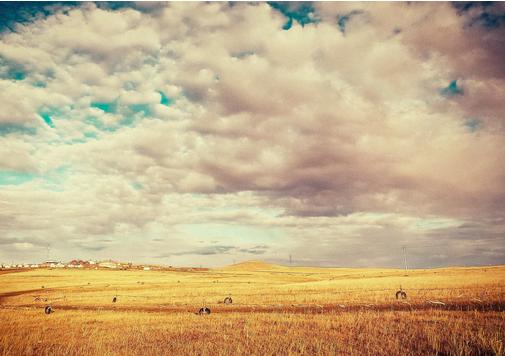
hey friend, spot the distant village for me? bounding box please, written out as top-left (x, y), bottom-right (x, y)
top-left (0, 260), bottom-right (208, 272)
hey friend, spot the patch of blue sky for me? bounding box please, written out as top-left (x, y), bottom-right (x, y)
top-left (268, 2), bottom-right (320, 30)
top-left (440, 80), bottom-right (464, 97)
top-left (90, 101), bottom-right (153, 129)
top-left (0, 2), bottom-right (80, 33)
top-left (0, 165), bottom-right (71, 187)
top-left (7, 68), bottom-right (26, 81)
top-left (453, 2), bottom-right (505, 29)
top-left (40, 112), bottom-right (55, 128)
top-left (0, 57), bottom-right (26, 81)
top-left (464, 118), bottom-right (483, 132)
top-left (0, 2), bottom-right (154, 35)
top-left (158, 91), bottom-right (171, 106)
top-left (283, 17), bottom-right (293, 30)
top-left (0, 170), bottom-right (37, 186)
top-left (95, 2), bottom-right (135, 11)
top-left (38, 105), bottom-right (69, 128)
top-left (473, 11), bottom-right (505, 29)
top-left (0, 123), bottom-right (36, 136)
top-left (90, 101), bottom-right (118, 114)
top-left (95, 1), bottom-right (166, 15)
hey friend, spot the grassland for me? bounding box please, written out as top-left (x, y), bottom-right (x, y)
top-left (1, 261), bottom-right (504, 355)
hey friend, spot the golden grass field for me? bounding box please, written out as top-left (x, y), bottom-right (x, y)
top-left (1, 261), bottom-right (504, 355)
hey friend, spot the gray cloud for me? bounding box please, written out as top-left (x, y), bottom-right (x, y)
top-left (156, 245), bottom-right (236, 258)
top-left (156, 244), bottom-right (270, 258)
top-left (238, 245), bottom-right (269, 255)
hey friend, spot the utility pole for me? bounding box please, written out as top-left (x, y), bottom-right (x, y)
top-left (402, 246), bottom-right (408, 271)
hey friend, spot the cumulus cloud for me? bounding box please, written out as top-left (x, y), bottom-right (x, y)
top-left (0, 2), bottom-right (504, 267)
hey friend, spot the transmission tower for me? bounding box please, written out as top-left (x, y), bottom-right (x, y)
top-left (402, 246), bottom-right (408, 271)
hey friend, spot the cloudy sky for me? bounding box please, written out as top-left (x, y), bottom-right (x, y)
top-left (0, 2), bottom-right (504, 268)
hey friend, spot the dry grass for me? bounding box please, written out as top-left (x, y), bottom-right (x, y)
top-left (1, 262), bottom-right (504, 355)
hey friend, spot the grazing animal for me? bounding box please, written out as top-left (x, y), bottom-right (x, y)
top-left (112, 296), bottom-right (117, 303)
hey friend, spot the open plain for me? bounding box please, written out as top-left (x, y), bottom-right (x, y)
top-left (1, 261), bottom-right (504, 355)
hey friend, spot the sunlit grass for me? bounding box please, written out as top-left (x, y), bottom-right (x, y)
top-left (0, 262), bottom-right (504, 355)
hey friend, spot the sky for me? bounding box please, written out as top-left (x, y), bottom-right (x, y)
top-left (0, 1), bottom-right (504, 268)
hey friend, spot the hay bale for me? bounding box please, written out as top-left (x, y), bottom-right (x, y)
top-left (44, 306), bottom-right (53, 314)
top-left (198, 307), bottom-right (211, 315)
top-left (224, 296), bottom-right (233, 305)
top-left (395, 290), bottom-right (407, 299)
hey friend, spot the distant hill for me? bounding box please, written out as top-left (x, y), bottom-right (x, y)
top-left (222, 260), bottom-right (284, 271)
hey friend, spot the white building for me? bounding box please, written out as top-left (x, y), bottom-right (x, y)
top-left (43, 260), bottom-right (60, 268)
top-left (99, 261), bottom-right (117, 269)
